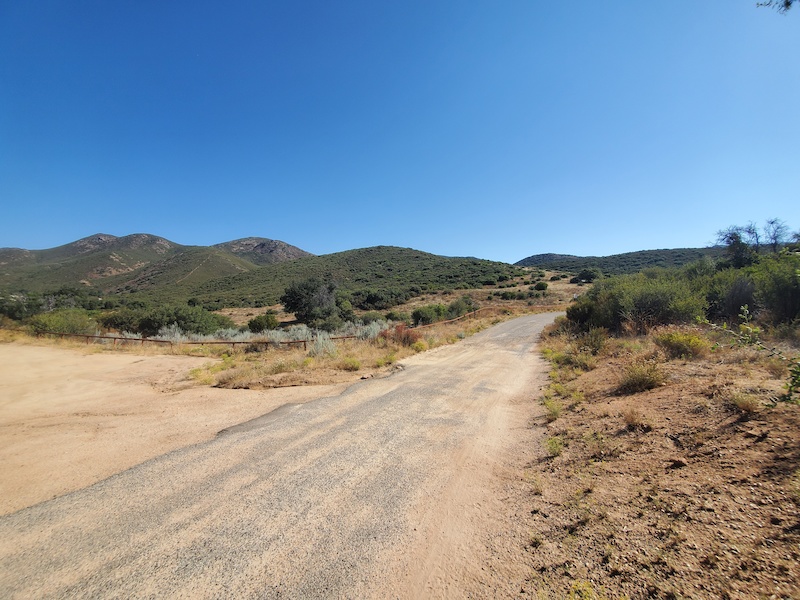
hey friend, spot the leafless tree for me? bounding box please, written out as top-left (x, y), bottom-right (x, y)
top-left (764, 218), bottom-right (790, 253)
top-left (743, 222), bottom-right (761, 253)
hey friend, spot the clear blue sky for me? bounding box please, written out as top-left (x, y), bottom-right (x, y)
top-left (1, 1), bottom-right (798, 263)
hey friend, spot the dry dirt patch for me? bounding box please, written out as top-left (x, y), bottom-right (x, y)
top-left (524, 332), bottom-right (800, 599)
top-left (0, 344), bottom-right (347, 515)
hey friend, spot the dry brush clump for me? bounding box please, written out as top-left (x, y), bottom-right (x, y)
top-left (653, 327), bottom-right (710, 359)
top-left (615, 361), bottom-right (666, 395)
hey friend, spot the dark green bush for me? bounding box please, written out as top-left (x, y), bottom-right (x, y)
top-left (248, 311), bottom-right (279, 333)
top-left (385, 310), bottom-right (411, 324)
top-left (137, 306), bottom-right (235, 336)
top-left (359, 311), bottom-right (384, 324)
top-left (705, 270), bottom-right (756, 321)
top-left (754, 254), bottom-right (800, 323)
top-left (101, 305), bottom-right (233, 336)
top-left (567, 273), bottom-right (706, 334)
top-left (535, 281), bottom-right (548, 291)
top-left (412, 304), bottom-right (447, 326)
top-left (446, 295), bottom-right (477, 319)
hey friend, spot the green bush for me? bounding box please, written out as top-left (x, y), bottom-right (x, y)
top-left (248, 311), bottom-right (279, 333)
top-left (113, 305), bottom-right (235, 336)
top-left (385, 310), bottom-right (411, 324)
top-left (412, 304), bottom-right (447, 326)
top-left (534, 281), bottom-right (548, 291)
top-left (338, 357), bottom-right (361, 371)
top-left (705, 270), bottom-right (756, 321)
top-left (567, 273), bottom-right (706, 334)
top-left (446, 295), bottom-right (477, 319)
top-left (28, 309), bottom-right (97, 335)
top-left (754, 254), bottom-right (800, 323)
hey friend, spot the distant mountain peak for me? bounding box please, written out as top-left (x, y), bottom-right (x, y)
top-left (72, 234), bottom-right (118, 252)
top-left (214, 237), bottom-right (313, 265)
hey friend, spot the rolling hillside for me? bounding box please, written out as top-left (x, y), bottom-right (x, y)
top-left (186, 246), bottom-right (524, 309)
top-left (0, 234), bottom-right (311, 294)
top-left (0, 234), bottom-right (181, 292)
top-left (515, 247), bottom-right (725, 275)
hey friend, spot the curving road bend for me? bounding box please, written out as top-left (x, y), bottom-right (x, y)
top-left (0, 313), bottom-right (556, 599)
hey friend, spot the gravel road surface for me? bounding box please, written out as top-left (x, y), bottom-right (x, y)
top-left (0, 313), bottom-right (555, 599)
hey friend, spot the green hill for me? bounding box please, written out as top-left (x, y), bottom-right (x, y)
top-left (515, 247), bottom-right (725, 275)
top-left (0, 234), bottom-right (182, 292)
top-left (0, 234), bottom-right (312, 295)
top-left (183, 246), bottom-right (523, 309)
top-left (106, 246), bottom-right (258, 294)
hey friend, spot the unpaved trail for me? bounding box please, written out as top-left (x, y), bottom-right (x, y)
top-left (0, 314), bottom-right (555, 598)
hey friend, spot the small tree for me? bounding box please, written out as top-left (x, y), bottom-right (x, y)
top-left (281, 277), bottom-right (349, 330)
top-left (717, 226), bottom-right (757, 268)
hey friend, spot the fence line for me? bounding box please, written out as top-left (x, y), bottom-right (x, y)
top-left (35, 305), bottom-right (563, 350)
top-left (35, 331), bottom-right (361, 352)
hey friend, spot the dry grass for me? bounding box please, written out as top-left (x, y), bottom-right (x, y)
top-left (621, 405), bottom-right (651, 431)
top-left (174, 313), bottom-right (520, 389)
top-left (730, 391), bottom-right (760, 413)
top-left (653, 327), bottom-right (710, 359)
top-left (616, 362), bottom-right (665, 394)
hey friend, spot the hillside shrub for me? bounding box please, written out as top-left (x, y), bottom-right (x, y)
top-left (359, 311), bottom-right (384, 324)
top-left (754, 254), bottom-right (800, 323)
top-left (567, 274), bottom-right (705, 334)
top-left (248, 311), bottom-right (279, 333)
top-left (412, 304), bottom-right (447, 326)
top-left (385, 310), bottom-right (411, 324)
top-left (534, 281), bottom-right (548, 291)
top-left (705, 270), bottom-right (756, 321)
top-left (616, 362), bottom-right (665, 394)
top-left (28, 309), bottom-right (97, 335)
top-left (138, 306), bottom-right (234, 337)
top-left (654, 329), bottom-right (710, 359)
top-left (446, 295), bottom-right (477, 319)
top-left (308, 333), bottom-right (336, 357)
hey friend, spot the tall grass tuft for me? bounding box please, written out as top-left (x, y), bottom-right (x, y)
top-left (654, 328), bottom-right (710, 359)
top-left (616, 362), bottom-right (665, 394)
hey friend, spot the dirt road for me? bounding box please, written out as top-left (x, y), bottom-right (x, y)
top-left (0, 314), bottom-right (554, 598)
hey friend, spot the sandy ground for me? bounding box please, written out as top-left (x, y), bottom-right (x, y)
top-left (0, 314), bottom-right (554, 598)
top-left (0, 346), bottom-right (348, 515)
